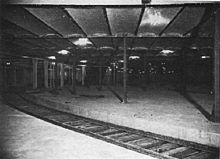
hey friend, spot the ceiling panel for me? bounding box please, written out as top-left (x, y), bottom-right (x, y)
top-left (25, 7), bottom-right (84, 37)
top-left (2, 7), bottom-right (57, 36)
top-left (138, 7), bottom-right (182, 37)
top-left (65, 8), bottom-right (110, 37)
top-left (163, 7), bottom-right (205, 37)
top-left (106, 8), bottom-right (142, 36)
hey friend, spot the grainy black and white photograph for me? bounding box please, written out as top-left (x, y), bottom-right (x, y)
top-left (0, 0), bottom-right (220, 159)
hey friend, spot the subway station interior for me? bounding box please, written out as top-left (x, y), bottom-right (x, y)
top-left (0, 1), bottom-right (220, 159)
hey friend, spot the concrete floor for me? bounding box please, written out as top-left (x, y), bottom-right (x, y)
top-left (0, 99), bottom-right (156, 159)
top-left (25, 84), bottom-right (220, 147)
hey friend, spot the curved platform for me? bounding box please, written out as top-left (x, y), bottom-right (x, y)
top-left (18, 86), bottom-right (220, 148)
top-left (3, 93), bottom-right (219, 159)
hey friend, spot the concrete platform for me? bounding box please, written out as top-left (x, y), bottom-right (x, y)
top-left (22, 84), bottom-right (220, 148)
top-left (0, 99), bottom-right (156, 159)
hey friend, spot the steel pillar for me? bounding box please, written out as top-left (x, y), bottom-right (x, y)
top-left (32, 58), bottom-right (38, 89)
top-left (123, 37), bottom-right (128, 103)
top-left (44, 60), bottom-right (49, 88)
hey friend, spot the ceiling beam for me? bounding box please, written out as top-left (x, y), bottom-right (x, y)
top-left (6, 35), bottom-right (212, 39)
top-left (3, 0), bottom-right (216, 6)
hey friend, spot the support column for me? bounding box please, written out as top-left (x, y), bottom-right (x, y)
top-left (180, 48), bottom-right (187, 95)
top-left (82, 65), bottom-right (86, 86)
top-left (32, 58), bottom-right (38, 89)
top-left (213, 8), bottom-right (220, 122)
top-left (54, 62), bottom-right (58, 89)
top-left (123, 37), bottom-right (128, 103)
top-left (52, 63), bottom-right (55, 88)
top-left (99, 55), bottom-right (103, 89)
top-left (99, 66), bottom-right (102, 86)
top-left (0, 59), bottom-right (4, 93)
top-left (72, 55), bottom-right (77, 94)
top-left (49, 63), bottom-right (52, 88)
top-left (69, 66), bottom-right (71, 85)
top-left (144, 53), bottom-right (147, 87)
top-left (60, 63), bottom-right (64, 88)
top-left (13, 66), bottom-right (17, 86)
top-left (44, 60), bottom-right (49, 88)
top-left (113, 63), bottom-right (116, 85)
top-left (22, 67), bottom-right (27, 88)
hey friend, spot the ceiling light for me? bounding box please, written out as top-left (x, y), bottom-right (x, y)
top-left (132, 47), bottom-right (148, 50)
top-left (52, 62), bottom-right (56, 65)
top-left (48, 56), bottom-right (56, 60)
top-left (201, 55), bottom-right (210, 59)
top-left (80, 60), bottom-right (88, 63)
top-left (99, 46), bottom-right (114, 50)
top-left (118, 60), bottom-right (124, 63)
top-left (92, 33), bottom-right (108, 37)
top-left (78, 64), bottom-right (87, 67)
top-left (73, 38), bottom-right (92, 46)
top-left (191, 46), bottom-right (198, 50)
top-left (6, 62), bottom-right (10, 65)
top-left (58, 50), bottom-right (69, 55)
top-left (129, 56), bottom-right (140, 60)
top-left (22, 56), bottom-right (30, 58)
top-left (160, 50), bottom-right (174, 54)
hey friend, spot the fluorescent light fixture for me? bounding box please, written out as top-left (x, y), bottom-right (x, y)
top-left (48, 56), bottom-right (56, 60)
top-left (78, 64), bottom-right (87, 67)
top-left (191, 46), bottom-right (198, 50)
top-left (129, 56), bottom-right (140, 60)
top-left (6, 62), bottom-right (10, 65)
top-left (22, 56), bottom-right (29, 58)
top-left (118, 60), bottom-right (124, 63)
top-left (80, 60), bottom-right (88, 63)
top-left (92, 33), bottom-right (108, 37)
top-left (58, 50), bottom-right (69, 55)
top-left (201, 55), bottom-right (210, 59)
top-left (99, 46), bottom-right (114, 50)
top-left (52, 62), bottom-right (56, 65)
top-left (132, 47), bottom-right (148, 50)
top-left (160, 50), bottom-right (174, 54)
top-left (73, 38), bottom-right (92, 46)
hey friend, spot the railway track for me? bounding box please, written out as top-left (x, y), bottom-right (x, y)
top-left (3, 93), bottom-right (219, 159)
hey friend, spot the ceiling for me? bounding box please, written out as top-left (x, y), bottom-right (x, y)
top-left (1, 4), bottom-right (216, 65)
